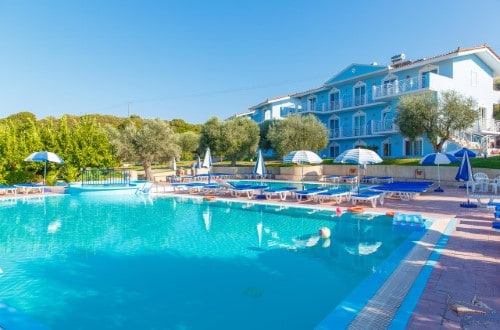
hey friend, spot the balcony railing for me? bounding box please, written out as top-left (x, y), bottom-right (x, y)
top-left (372, 73), bottom-right (454, 100)
top-left (328, 120), bottom-right (398, 139)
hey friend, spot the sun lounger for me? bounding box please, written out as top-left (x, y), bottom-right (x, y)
top-left (371, 181), bottom-right (433, 201)
top-left (360, 176), bottom-right (377, 184)
top-left (0, 185), bottom-right (17, 195)
top-left (263, 187), bottom-right (297, 201)
top-left (171, 182), bottom-right (207, 193)
top-left (375, 176), bottom-right (394, 184)
top-left (323, 175), bottom-right (341, 183)
top-left (15, 183), bottom-right (45, 194)
top-left (313, 188), bottom-right (351, 204)
top-left (350, 191), bottom-right (384, 207)
top-left (294, 187), bottom-right (328, 201)
top-left (342, 175), bottom-right (358, 184)
top-left (229, 185), bottom-right (268, 199)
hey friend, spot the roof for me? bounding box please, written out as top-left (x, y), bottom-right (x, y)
top-left (390, 44), bottom-right (500, 76)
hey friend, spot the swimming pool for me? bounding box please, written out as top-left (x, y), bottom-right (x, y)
top-left (0, 194), bottom-right (426, 329)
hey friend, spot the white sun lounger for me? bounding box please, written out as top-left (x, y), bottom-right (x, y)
top-left (350, 191), bottom-right (384, 208)
top-left (263, 187), bottom-right (297, 201)
top-left (313, 188), bottom-right (351, 204)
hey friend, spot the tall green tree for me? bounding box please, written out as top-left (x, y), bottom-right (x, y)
top-left (199, 116), bottom-right (225, 157)
top-left (110, 119), bottom-right (179, 181)
top-left (222, 117), bottom-right (260, 165)
top-left (69, 115), bottom-right (117, 169)
top-left (396, 90), bottom-right (478, 152)
top-left (177, 131), bottom-right (200, 160)
top-left (259, 120), bottom-right (275, 151)
top-left (267, 114), bottom-right (328, 158)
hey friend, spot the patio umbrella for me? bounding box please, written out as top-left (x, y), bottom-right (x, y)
top-left (253, 149), bottom-right (266, 179)
top-left (420, 152), bottom-right (459, 192)
top-left (453, 147), bottom-right (477, 158)
top-left (24, 151), bottom-right (65, 185)
top-left (283, 150), bottom-right (322, 189)
top-left (196, 155), bottom-right (201, 168)
top-left (202, 147), bottom-right (213, 183)
top-left (172, 158), bottom-right (177, 172)
top-left (334, 148), bottom-right (383, 192)
top-left (455, 152), bottom-right (477, 208)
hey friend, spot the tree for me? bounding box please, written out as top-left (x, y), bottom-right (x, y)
top-left (396, 91), bottom-right (478, 152)
top-left (111, 119), bottom-right (179, 181)
top-left (221, 117), bottom-right (260, 165)
top-left (267, 114), bottom-right (328, 158)
top-left (199, 117), bottom-right (225, 157)
top-left (259, 120), bottom-right (275, 151)
top-left (177, 131), bottom-right (200, 160)
top-left (69, 115), bottom-right (117, 170)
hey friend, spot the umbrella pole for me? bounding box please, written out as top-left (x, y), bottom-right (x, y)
top-left (435, 164), bottom-right (444, 192)
top-left (301, 164), bottom-right (304, 190)
top-left (44, 161), bottom-right (47, 185)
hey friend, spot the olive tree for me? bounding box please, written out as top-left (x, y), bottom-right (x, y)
top-left (177, 131), bottom-right (200, 160)
top-left (110, 119), bottom-right (179, 181)
top-left (267, 114), bottom-right (328, 158)
top-left (222, 117), bottom-right (260, 165)
top-left (396, 90), bottom-right (478, 152)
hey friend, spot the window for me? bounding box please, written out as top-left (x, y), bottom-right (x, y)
top-left (329, 144), bottom-right (340, 158)
top-left (382, 138), bottom-right (391, 157)
top-left (329, 117), bottom-right (340, 138)
top-left (381, 107), bottom-right (392, 131)
top-left (404, 139), bottom-right (423, 156)
top-left (353, 113), bottom-right (366, 136)
top-left (329, 90), bottom-right (340, 110)
top-left (382, 74), bottom-right (397, 95)
top-left (308, 97), bottom-right (316, 111)
top-left (354, 84), bottom-right (366, 106)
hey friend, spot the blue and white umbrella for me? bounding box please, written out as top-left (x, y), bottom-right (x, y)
top-left (334, 148), bottom-right (383, 165)
top-left (253, 149), bottom-right (266, 178)
top-left (283, 150), bottom-right (323, 165)
top-left (284, 150), bottom-right (322, 188)
top-left (334, 148), bottom-right (383, 192)
top-left (24, 151), bottom-right (65, 185)
top-left (453, 147), bottom-right (477, 158)
top-left (420, 152), bottom-right (459, 192)
top-left (202, 147), bottom-right (212, 183)
top-left (455, 152), bottom-right (476, 207)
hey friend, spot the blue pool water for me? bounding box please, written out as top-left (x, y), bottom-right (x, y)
top-left (0, 194), bottom-right (425, 329)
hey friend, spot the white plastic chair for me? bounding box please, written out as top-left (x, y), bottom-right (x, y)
top-left (471, 173), bottom-right (489, 193)
top-left (488, 175), bottom-right (500, 194)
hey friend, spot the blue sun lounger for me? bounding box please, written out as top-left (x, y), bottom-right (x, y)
top-left (350, 191), bottom-right (385, 207)
top-left (171, 182), bottom-right (208, 193)
top-left (313, 188), bottom-right (351, 204)
top-left (229, 184), bottom-right (268, 199)
top-left (263, 187), bottom-right (297, 201)
top-left (371, 181), bottom-right (433, 201)
top-left (294, 187), bottom-right (328, 201)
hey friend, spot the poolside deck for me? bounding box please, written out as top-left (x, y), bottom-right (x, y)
top-left (158, 182), bottom-right (500, 328)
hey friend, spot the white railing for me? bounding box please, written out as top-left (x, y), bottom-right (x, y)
top-left (372, 73), bottom-right (453, 99)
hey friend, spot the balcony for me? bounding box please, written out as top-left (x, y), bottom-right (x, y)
top-left (300, 93), bottom-right (382, 115)
top-left (372, 73), bottom-right (454, 100)
top-left (328, 120), bottom-right (398, 140)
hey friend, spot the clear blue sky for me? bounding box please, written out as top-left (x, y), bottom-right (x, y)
top-left (1, 0), bottom-right (498, 124)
